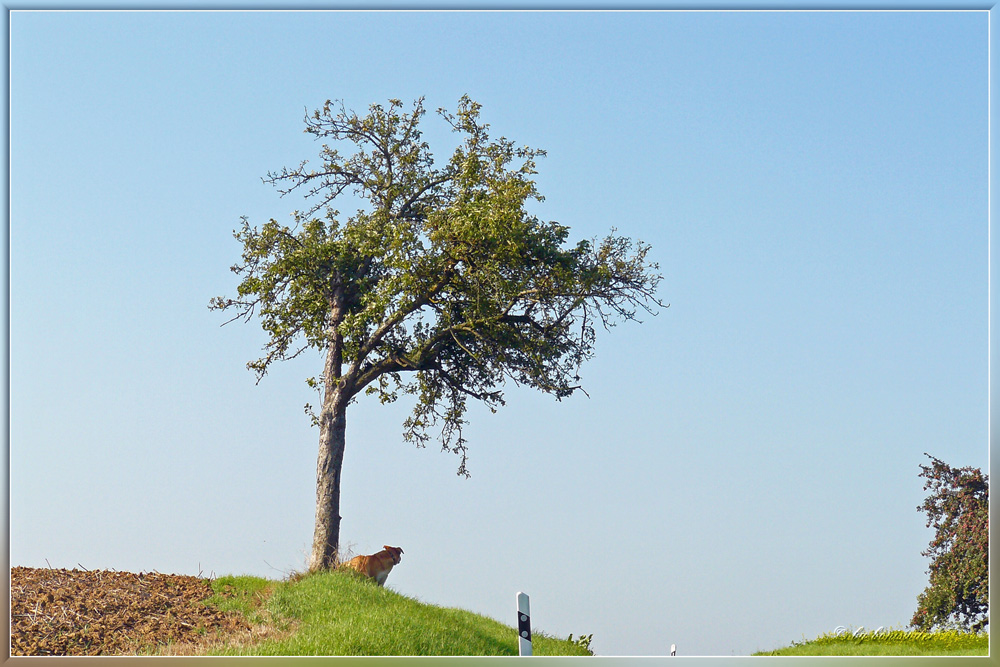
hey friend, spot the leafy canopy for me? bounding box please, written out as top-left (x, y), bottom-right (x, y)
top-left (911, 453), bottom-right (989, 633)
top-left (210, 96), bottom-right (664, 475)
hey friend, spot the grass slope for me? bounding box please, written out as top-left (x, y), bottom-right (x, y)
top-left (205, 570), bottom-right (591, 657)
top-left (754, 629), bottom-right (989, 656)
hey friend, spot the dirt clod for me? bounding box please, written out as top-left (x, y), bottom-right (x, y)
top-left (10, 566), bottom-right (251, 656)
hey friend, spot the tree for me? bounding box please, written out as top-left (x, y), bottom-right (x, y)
top-left (210, 96), bottom-right (665, 571)
top-left (911, 453), bottom-right (989, 633)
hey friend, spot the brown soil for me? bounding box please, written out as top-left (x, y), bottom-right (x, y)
top-left (10, 566), bottom-right (253, 656)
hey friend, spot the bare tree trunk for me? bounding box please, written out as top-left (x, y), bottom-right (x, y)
top-left (309, 295), bottom-right (349, 572)
top-left (308, 386), bottom-right (348, 571)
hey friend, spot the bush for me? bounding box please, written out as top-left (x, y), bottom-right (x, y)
top-left (911, 454), bottom-right (988, 633)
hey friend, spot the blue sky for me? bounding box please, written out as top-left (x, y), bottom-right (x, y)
top-left (8, 8), bottom-right (990, 657)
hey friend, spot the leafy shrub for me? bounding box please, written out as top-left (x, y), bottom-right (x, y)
top-left (912, 454), bottom-right (988, 632)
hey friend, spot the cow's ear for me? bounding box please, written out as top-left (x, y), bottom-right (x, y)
top-left (383, 545), bottom-right (391, 550)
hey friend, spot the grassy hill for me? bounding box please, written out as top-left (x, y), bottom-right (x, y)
top-left (199, 569), bottom-right (592, 656)
top-left (753, 628), bottom-right (989, 656)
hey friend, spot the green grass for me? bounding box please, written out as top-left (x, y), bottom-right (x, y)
top-left (204, 574), bottom-right (277, 630)
top-left (205, 569), bottom-right (592, 656)
top-left (754, 629), bottom-right (989, 656)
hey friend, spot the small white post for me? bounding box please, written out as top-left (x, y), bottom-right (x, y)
top-left (516, 592), bottom-right (532, 656)
top-left (670, 644), bottom-right (676, 656)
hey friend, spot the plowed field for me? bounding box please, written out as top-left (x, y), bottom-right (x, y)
top-left (10, 566), bottom-right (252, 656)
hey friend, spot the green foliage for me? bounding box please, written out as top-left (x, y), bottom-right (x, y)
top-left (567, 632), bottom-right (594, 654)
top-left (911, 454), bottom-right (989, 633)
top-left (208, 570), bottom-right (591, 656)
top-left (755, 628), bottom-right (988, 656)
top-left (210, 95), bottom-right (664, 476)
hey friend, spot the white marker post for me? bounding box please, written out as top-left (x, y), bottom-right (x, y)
top-left (516, 592), bottom-right (532, 656)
